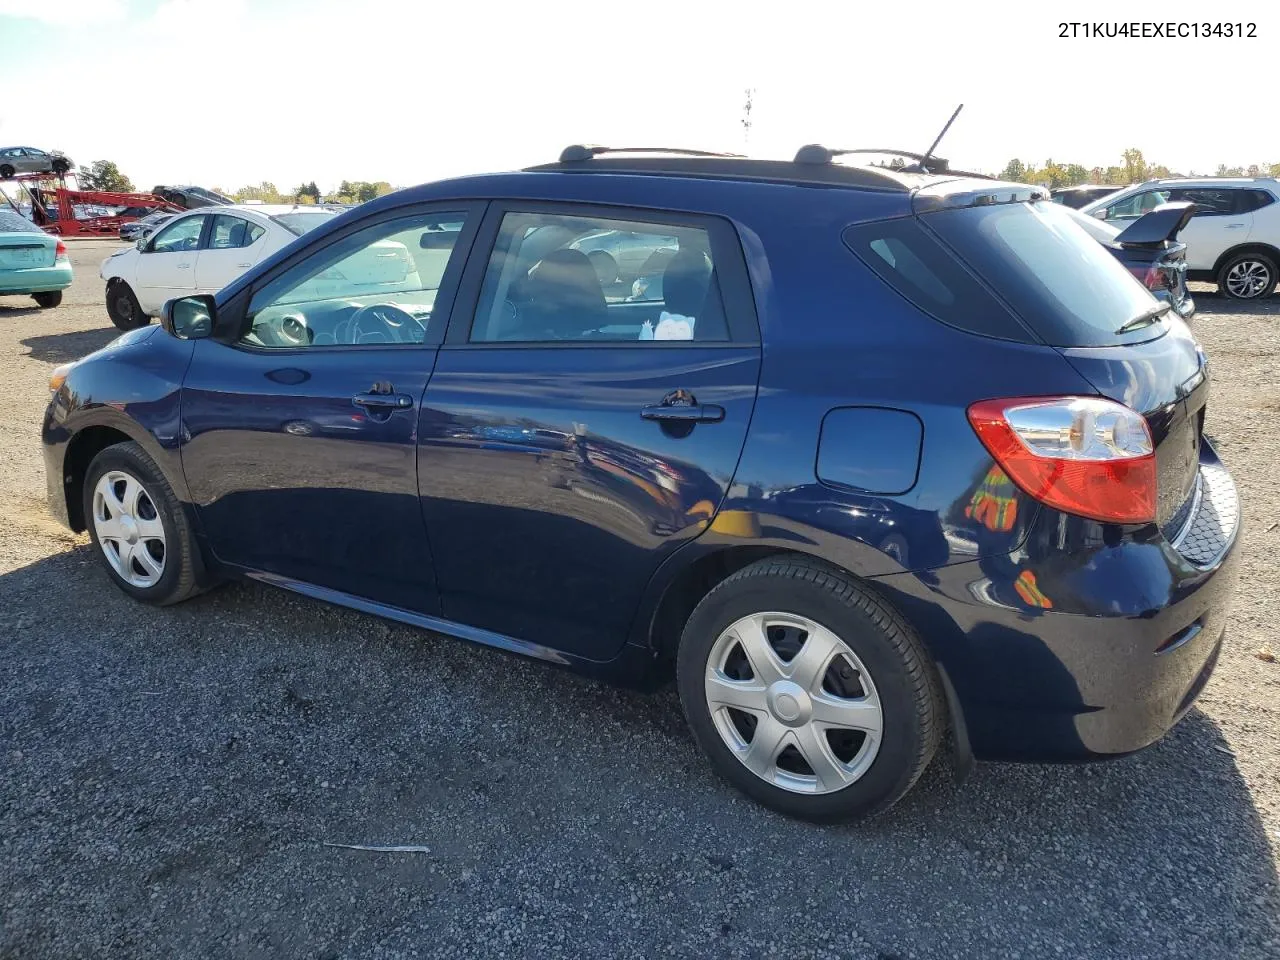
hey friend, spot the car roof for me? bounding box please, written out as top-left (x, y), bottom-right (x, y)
top-left (176, 203), bottom-right (333, 222)
top-left (1129, 177), bottom-right (1278, 189)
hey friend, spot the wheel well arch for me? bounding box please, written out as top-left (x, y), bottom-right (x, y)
top-left (62, 425), bottom-right (133, 531)
top-left (1212, 242), bottom-right (1280, 279)
top-left (646, 546), bottom-right (893, 672)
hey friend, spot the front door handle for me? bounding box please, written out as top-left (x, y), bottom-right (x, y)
top-left (641, 403), bottom-right (724, 423)
top-left (352, 392), bottom-right (413, 411)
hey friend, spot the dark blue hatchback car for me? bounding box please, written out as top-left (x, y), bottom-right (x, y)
top-left (42, 147), bottom-right (1240, 821)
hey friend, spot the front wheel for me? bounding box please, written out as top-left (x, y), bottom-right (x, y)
top-left (1217, 251), bottom-right (1278, 300)
top-left (106, 281), bottom-right (149, 331)
top-left (0, 164), bottom-right (13, 180)
top-left (677, 556), bottom-right (944, 822)
top-left (33, 291), bottom-right (63, 308)
top-left (83, 441), bottom-right (207, 605)
top-left (51, 157), bottom-right (70, 175)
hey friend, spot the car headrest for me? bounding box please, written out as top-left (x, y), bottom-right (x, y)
top-left (662, 249), bottom-right (712, 317)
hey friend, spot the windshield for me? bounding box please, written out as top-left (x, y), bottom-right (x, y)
top-left (273, 211), bottom-right (335, 236)
top-left (923, 200), bottom-right (1161, 347)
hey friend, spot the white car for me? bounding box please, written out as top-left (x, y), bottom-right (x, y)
top-left (1080, 178), bottom-right (1280, 300)
top-left (100, 204), bottom-right (337, 330)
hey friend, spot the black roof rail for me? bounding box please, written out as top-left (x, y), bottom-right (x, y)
top-left (558, 144), bottom-right (746, 163)
top-left (794, 144), bottom-right (995, 181)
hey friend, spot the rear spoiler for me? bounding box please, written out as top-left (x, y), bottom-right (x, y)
top-left (1114, 201), bottom-right (1196, 247)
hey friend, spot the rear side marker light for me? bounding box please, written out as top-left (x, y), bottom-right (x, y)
top-left (967, 396), bottom-right (1156, 524)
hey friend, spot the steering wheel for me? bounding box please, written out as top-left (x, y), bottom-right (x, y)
top-left (346, 303), bottom-right (424, 345)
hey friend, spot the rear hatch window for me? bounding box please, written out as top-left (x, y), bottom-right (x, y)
top-left (844, 200), bottom-right (1165, 348)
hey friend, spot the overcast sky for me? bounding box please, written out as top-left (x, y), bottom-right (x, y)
top-left (0, 0), bottom-right (1274, 193)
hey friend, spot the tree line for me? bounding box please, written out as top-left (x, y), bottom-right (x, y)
top-left (70, 151), bottom-right (1280, 203)
top-left (69, 160), bottom-right (395, 206)
top-left (1000, 148), bottom-right (1280, 188)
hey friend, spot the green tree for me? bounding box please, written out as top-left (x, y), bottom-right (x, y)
top-left (78, 160), bottom-right (135, 193)
top-left (1121, 148), bottom-right (1148, 183)
top-left (234, 182), bottom-right (285, 203)
top-left (1215, 163), bottom-right (1244, 177)
top-left (1000, 159), bottom-right (1026, 182)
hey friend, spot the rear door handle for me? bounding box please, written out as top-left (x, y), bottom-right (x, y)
top-left (352, 392), bottom-right (413, 410)
top-left (235, 262), bottom-right (252, 268)
top-left (641, 403), bottom-right (724, 423)
top-left (176, 263), bottom-right (191, 269)
top-left (1225, 223), bottom-right (1246, 229)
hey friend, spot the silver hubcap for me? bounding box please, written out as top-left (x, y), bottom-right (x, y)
top-left (91, 470), bottom-right (166, 588)
top-left (704, 612), bottom-right (883, 795)
top-left (1225, 260), bottom-right (1273, 298)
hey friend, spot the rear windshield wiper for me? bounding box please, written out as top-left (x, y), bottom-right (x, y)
top-left (1114, 300), bottom-right (1171, 335)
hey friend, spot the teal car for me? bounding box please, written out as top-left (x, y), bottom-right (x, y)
top-left (0, 209), bottom-right (72, 308)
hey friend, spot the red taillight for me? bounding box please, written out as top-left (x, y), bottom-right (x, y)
top-left (55, 240), bottom-right (68, 258)
top-left (967, 396), bottom-right (1156, 524)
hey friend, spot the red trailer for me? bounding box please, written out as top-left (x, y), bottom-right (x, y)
top-left (1, 171), bottom-right (180, 236)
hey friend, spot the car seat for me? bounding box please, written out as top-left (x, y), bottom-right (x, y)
top-left (522, 249), bottom-right (608, 339)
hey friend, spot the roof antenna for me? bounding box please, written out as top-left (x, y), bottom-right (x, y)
top-left (918, 104), bottom-right (963, 174)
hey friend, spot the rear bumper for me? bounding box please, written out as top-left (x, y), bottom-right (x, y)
top-left (877, 447), bottom-right (1241, 762)
top-left (0, 263), bottom-right (73, 295)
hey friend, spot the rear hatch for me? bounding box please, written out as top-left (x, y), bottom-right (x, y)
top-left (917, 194), bottom-right (1206, 530)
top-left (1114, 202), bottom-right (1196, 315)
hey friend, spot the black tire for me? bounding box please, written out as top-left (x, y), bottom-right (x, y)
top-left (1216, 250), bottom-right (1278, 300)
top-left (83, 441), bottom-right (207, 606)
top-left (51, 157), bottom-right (70, 175)
top-left (32, 291), bottom-right (63, 309)
top-left (0, 164), bottom-right (13, 180)
top-left (106, 281), bottom-right (149, 331)
top-left (676, 556), bottom-right (943, 822)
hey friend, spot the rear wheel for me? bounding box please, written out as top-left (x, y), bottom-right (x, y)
top-left (32, 291), bottom-right (63, 309)
top-left (106, 281), bottom-right (148, 331)
top-left (676, 556), bottom-right (943, 822)
top-left (83, 441), bottom-right (206, 605)
top-left (1217, 251), bottom-right (1277, 300)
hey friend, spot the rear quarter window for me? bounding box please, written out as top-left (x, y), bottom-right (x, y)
top-left (842, 217), bottom-right (1033, 342)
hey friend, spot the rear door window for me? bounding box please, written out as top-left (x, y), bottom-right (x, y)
top-left (1169, 188), bottom-right (1239, 215)
top-left (469, 210), bottom-right (732, 343)
top-left (922, 200), bottom-right (1161, 347)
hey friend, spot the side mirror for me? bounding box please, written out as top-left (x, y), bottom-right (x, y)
top-left (136, 237), bottom-right (148, 251)
top-left (162, 294), bottom-right (216, 340)
top-left (1091, 209), bottom-right (1108, 220)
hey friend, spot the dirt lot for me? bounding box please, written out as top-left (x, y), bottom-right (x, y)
top-left (1, 240), bottom-right (1278, 960)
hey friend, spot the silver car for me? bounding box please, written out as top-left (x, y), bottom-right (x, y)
top-left (0, 147), bottom-right (72, 180)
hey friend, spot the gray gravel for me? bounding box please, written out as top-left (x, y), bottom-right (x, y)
top-left (2, 241), bottom-right (1278, 960)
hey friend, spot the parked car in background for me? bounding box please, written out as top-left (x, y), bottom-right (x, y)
top-left (0, 209), bottom-right (72, 307)
top-left (1081, 178), bottom-right (1280, 299)
top-left (1050, 184), bottom-right (1125, 209)
top-left (1062, 202), bottom-right (1196, 319)
top-left (151, 185), bottom-right (234, 210)
top-left (0, 147), bottom-right (72, 179)
top-left (45, 148), bottom-right (1238, 822)
top-left (100, 204), bottom-right (336, 329)
top-left (119, 211), bottom-right (176, 242)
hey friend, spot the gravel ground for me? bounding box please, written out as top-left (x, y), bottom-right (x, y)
top-left (1, 241), bottom-right (1278, 960)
